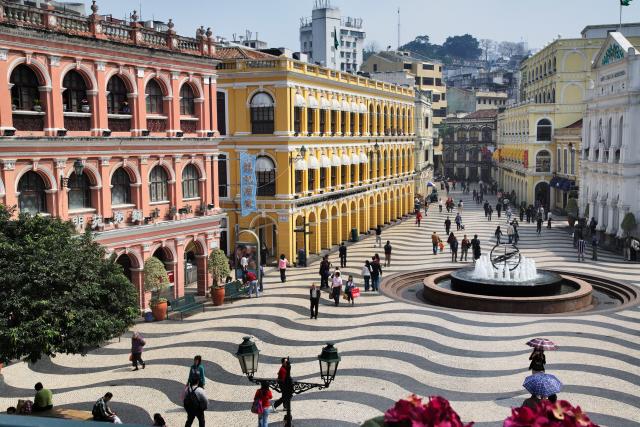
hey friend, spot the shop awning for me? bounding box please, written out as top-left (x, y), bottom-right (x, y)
top-left (294, 94), bottom-right (306, 107)
top-left (321, 155), bottom-right (331, 168)
top-left (331, 155), bottom-right (341, 166)
top-left (341, 154), bottom-right (351, 165)
top-left (307, 156), bottom-right (320, 169)
top-left (294, 158), bottom-right (307, 171)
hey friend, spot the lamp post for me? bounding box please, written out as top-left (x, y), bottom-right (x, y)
top-left (60, 159), bottom-right (85, 188)
top-left (235, 337), bottom-right (340, 427)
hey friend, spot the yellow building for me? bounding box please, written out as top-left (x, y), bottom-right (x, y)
top-left (497, 24), bottom-right (640, 209)
top-left (216, 48), bottom-right (416, 262)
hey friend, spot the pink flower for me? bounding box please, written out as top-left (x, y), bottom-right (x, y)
top-left (503, 400), bottom-right (599, 427)
top-left (383, 395), bottom-right (473, 427)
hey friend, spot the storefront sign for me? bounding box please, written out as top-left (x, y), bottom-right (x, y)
top-left (240, 152), bottom-right (257, 217)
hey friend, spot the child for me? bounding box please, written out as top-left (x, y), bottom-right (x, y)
top-left (438, 239), bottom-right (444, 253)
top-left (344, 275), bottom-right (355, 306)
top-left (547, 215), bottom-right (552, 229)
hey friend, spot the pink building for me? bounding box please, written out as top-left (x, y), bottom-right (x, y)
top-left (0, 1), bottom-right (225, 307)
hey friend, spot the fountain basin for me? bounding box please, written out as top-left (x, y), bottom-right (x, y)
top-left (450, 269), bottom-right (563, 297)
top-left (423, 271), bottom-right (593, 314)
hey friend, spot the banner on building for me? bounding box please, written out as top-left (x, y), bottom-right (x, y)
top-left (240, 152), bottom-right (257, 217)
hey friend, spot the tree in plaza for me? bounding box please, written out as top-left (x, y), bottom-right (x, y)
top-left (143, 256), bottom-right (170, 302)
top-left (207, 249), bottom-right (231, 287)
top-left (441, 34), bottom-right (482, 60)
top-left (0, 205), bottom-right (138, 363)
top-left (621, 212), bottom-right (637, 237)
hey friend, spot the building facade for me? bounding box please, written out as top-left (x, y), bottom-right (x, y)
top-left (0, 2), bottom-right (225, 308)
top-left (442, 110), bottom-right (497, 183)
top-left (580, 32), bottom-right (640, 240)
top-left (216, 54), bottom-right (416, 263)
top-left (551, 120), bottom-right (581, 212)
top-left (497, 24), bottom-right (640, 209)
top-left (299, 0), bottom-right (365, 73)
top-left (414, 90), bottom-right (434, 197)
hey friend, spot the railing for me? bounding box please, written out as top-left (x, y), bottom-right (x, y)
top-left (0, 1), bottom-right (214, 58)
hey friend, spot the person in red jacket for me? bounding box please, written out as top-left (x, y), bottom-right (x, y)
top-left (254, 382), bottom-right (273, 427)
top-left (416, 211), bottom-right (422, 227)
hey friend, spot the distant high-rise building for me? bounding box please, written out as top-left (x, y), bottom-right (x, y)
top-left (7, 0), bottom-right (85, 15)
top-left (299, 0), bottom-right (365, 73)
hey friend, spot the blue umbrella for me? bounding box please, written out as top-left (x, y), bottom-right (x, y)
top-left (523, 373), bottom-right (563, 397)
top-left (427, 182), bottom-right (435, 187)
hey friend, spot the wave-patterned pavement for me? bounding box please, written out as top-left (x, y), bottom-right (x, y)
top-left (1, 190), bottom-right (639, 427)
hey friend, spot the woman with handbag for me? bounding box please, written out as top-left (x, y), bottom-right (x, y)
top-left (253, 382), bottom-right (273, 427)
top-left (331, 271), bottom-right (343, 306)
top-left (131, 332), bottom-right (146, 371)
top-left (344, 275), bottom-right (355, 306)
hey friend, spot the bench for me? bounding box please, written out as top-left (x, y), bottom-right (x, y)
top-left (168, 295), bottom-right (205, 320)
top-left (37, 408), bottom-right (93, 421)
top-left (224, 280), bottom-right (249, 300)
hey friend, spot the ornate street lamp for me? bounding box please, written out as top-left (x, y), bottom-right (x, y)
top-left (61, 159), bottom-right (85, 188)
top-left (235, 337), bottom-right (340, 427)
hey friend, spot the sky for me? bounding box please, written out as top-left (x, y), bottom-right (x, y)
top-left (85, 0), bottom-right (640, 52)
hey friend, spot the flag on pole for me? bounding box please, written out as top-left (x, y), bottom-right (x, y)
top-left (333, 27), bottom-right (340, 49)
top-left (621, 0), bottom-right (632, 6)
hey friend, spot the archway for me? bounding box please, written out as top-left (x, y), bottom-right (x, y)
top-left (320, 209), bottom-right (330, 250)
top-left (535, 182), bottom-right (550, 209)
top-left (295, 215), bottom-right (305, 257)
top-left (349, 200), bottom-right (357, 240)
top-left (184, 241), bottom-right (199, 287)
top-left (116, 253), bottom-right (133, 282)
top-left (308, 211), bottom-right (319, 255)
top-left (383, 192), bottom-right (390, 223)
top-left (377, 193), bottom-right (384, 225)
top-left (251, 215), bottom-right (278, 264)
top-left (369, 196), bottom-right (376, 230)
top-left (331, 205), bottom-right (340, 246)
top-left (340, 203), bottom-right (349, 243)
top-left (152, 246), bottom-right (175, 299)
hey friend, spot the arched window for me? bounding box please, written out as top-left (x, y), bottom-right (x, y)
top-left (255, 156), bottom-right (276, 196)
top-left (456, 128), bottom-right (466, 141)
top-left (111, 168), bottom-right (131, 205)
top-left (250, 92), bottom-right (274, 134)
top-left (149, 166), bottom-right (169, 202)
top-left (107, 75), bottom-right (129, 114)
top-left (535, 150), bottom-right (551, 173)
top-left (62, 70), bottom-right (88, 112)
top-left (146, 79), bottom-right (164, 114)
top-left (536, 119), bottom-right (552, 141)
top-left (18, 171), bottom-right (46, 214)
top-left (11, 65), bottom-right (40, 111)
top-left (180, 84), bottom-right (196, 115)
top-left (182, 164), bottom-right (200, 199)
top-left (481, 127), bottom-right (492, 142)
top-left (606, 117), bottom-right (612, 148)
top-left (618, 116), bottom-right (624, 147)
top-left (68, 172), bottom-right (91, 210)
top-left (469, 128), bottom-right (479, 141)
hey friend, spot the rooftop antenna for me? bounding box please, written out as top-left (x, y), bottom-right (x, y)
top-left (139, 1), bottom-right (142, 22)
top-left (397, 7), bottom-right (401, 50)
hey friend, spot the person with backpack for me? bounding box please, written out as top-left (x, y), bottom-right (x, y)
top-left (370, 256), bottom-right (383, 292)
top-left (92, 392), bottom-right (122, 424)
top-left (253, 381), bottom-right (273, 427)
top-left (188, 355), bottom-right (206, 388)
top-left (183, 376), bottom-right (208, 427)
top-left (383, 241), bottom-right (392, 267)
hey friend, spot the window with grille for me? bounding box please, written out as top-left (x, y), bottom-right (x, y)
top-left (111, 168), bottom-right (131, 205)
top-left (180, 84), bottom-right (195, 115)
top-left (68, 172), bottom-right (91, 210)
top-left (10, 65), bottom-right (40, 111)
top-left (218, 154), bottom-right (228, 198)
top-left (149, 166), bottom-right (169, 202)
top-left (182, 164), bottom-right (200, 199)
top-left (256, 156), bottom-right (276, 196)
top-left (250, 93), bottom-right (275, 134)
top-left (63, 70), bottom-right (88, 112)
top-left (146, 80), bottom-right (164, 114)
top-left (295, 170), bottom-right (303, 193)
top-left (107, 76), bottom-right (128, 114)
top-left (18, 171), bottom-right (46, 214)
top-left (320, 168), bottom-right (327, 188)
top-left (307, 169), bottom-right (315, 191)
top-left (294, 107), bottom-right (302, 134)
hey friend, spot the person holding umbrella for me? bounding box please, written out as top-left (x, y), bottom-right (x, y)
top-left (526, 338), bottom-right (558, 374)
top-left (523, 373), bottom-right (563, 400)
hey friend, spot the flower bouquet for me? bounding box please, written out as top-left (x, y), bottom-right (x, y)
top-left (504, 400), bottom-right (599, 427)
top-left (362, 395), bottom-right (473, 427)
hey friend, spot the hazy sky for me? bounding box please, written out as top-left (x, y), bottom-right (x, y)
top-left (86, 0), bottom-right (640, 51)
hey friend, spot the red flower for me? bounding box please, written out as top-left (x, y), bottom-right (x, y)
top-left (383, 395), bottom-right (473, 427)
top-left (503, 400), bottom-right (599, 427)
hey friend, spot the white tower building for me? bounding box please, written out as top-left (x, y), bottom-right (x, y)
top-left (299, 0), bottom-right (365, 73)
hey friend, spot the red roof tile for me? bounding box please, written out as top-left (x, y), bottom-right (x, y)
top-left (214, 46), bottom-right (278, 60)
top-left (464, 109), bottom-right (499, 119)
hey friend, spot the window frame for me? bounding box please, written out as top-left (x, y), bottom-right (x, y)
top-left (145, 79), bottom-right (165, 115)
top-left (181, 164), bottom-right (200, 199)
top-left (111, 168), bottom-right (131, 205)
top-left (149, 166), bottom-right (169, 202)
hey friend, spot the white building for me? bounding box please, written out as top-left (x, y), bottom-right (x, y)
top-left (299, 0), bottom-right (365, 73)
top-left (580, 32), bottom-right (640, 239)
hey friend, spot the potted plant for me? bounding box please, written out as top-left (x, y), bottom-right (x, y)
top-left (81, 99), bottom-right (90, 113)
top-left (143, 256), bottom-right (170, 320)
top-left (566, 197), bottom-right (578, 228)
top-left (362, 395), bottom-right (473, 427)
top-left (32, 98), bottom-right (42, 112)
top-left (207, 249), bottom-right (230, 306)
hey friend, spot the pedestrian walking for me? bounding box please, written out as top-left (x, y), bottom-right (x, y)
top-left (362, 260), bottom-right (372, 291)
top-left (375, 225), bottom-right (382, 247)
top-left (344, 275), bottom-right (355, 306)
top-left (339, 242), bottom-right (347, 268)
top-left (484, 201), bottom-right (489, 218)
top-left (370, 257), bottom-right (382, 292)
top-left (331, 271), bottom-right (343, 306)
top-left (455, 213), bottom-right (462, 231)
top-left (529, 349), bottom-right (546, 374)
top-left (519, 206), bottom-right (525, 222)
top-left (444, 216), bottom-right (451, 235)
top-left (188, 355), bottom-right (206, 388)
top-left (458, 200), bottom-right (463, 213)
top-left (577, 237), bottom-right (586, 262)
top-left (431, 232), bottom-right (440, 255)
top-left (547, 215), bottom-right (552, 229)
top-left (589, 217), bottom-right (598, 236)
top-left (183, 376), bottom-right (208, 427)
top-left (319, 255), bottom-right (331, 289)
top-left (253, 382), bottom-right (273, 427)
top-left (448, 233), bottom-right (458, 263)
top-left (130, 332), bottom-right (146, 371)
top-left (591, 236), bottom-right (598, 261)
top-left (495, 226), bottom-right (503, 244)
top-left (496, 202), bottom-right (502, 218)
top-left (507, 222), bottom-right (515, 244)
top-left (309, 284), bottom-right (320, 319)
top-left (461, 235), bottom-right (470, 262)
top-left (488, 206), bottom-right (493, 221)
top-left (273, 359), bottom-right (292, 411)
top-left (416, 211), bottom-right (422, 227)
top-left (246, 271), bottom-right (259, 298)
top-left (438, 198), bottom-right (443, 213)
top-left (278, 254), bottom-right (289, 282)
top-left (536, 216), bottom-right (543, 236)
top-left (383, 240), bottom-right (392, 266)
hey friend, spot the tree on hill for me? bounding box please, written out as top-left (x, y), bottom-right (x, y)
top-left (441, 34), bottom-right (482, 60)
top-left (399, 35), bottom-right (441, 60)
top-left (0, 206), bottom-right (138, 363)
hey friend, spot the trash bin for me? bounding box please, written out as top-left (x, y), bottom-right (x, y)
top-left (351, 227), bottom-right (359, 242)
top-left (144, 310), bottom-right (154, 322)
top-left (297, 248), bottom-right (307, 267)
